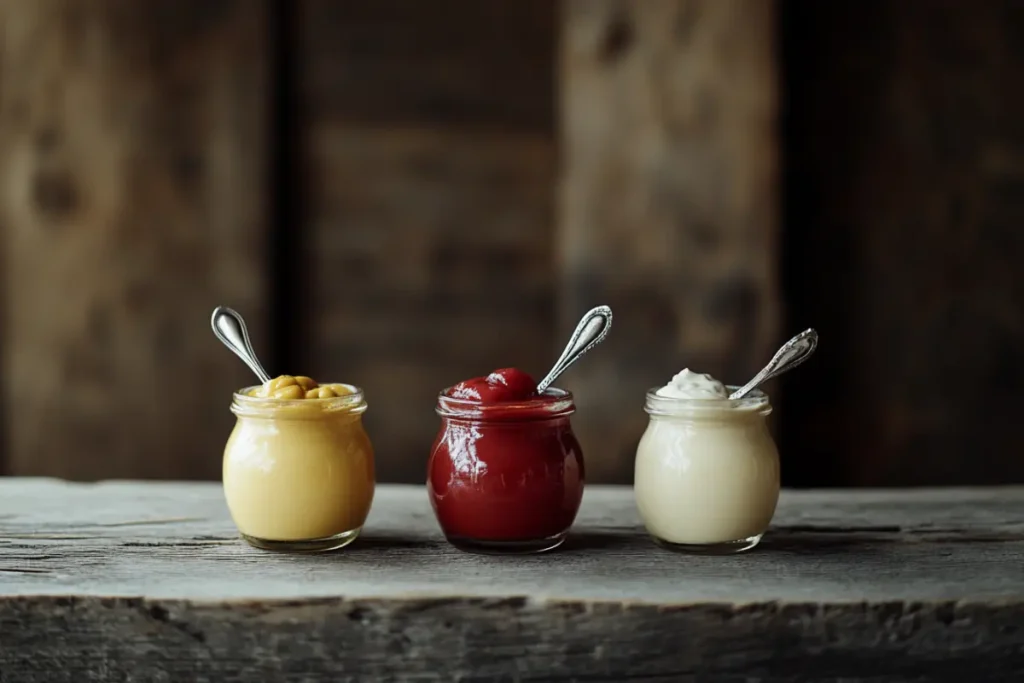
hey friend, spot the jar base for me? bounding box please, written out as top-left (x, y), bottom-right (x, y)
top-left (445, 531), bottom-right (567, 555)
top-left (241, 527), bottom-right (361, 553)
top-left (654, 534), bottom-right (763, 555)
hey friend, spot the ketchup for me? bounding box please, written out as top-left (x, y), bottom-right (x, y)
top-left (427, 368), bottom-right (584, 553)
top-left (445, 367), bottom-right (539, 403)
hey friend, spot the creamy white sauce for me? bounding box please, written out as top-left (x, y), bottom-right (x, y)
top-left (655, 368), bottom-right (728, 400)
top-left (634, 417), bottom-right (779, 546)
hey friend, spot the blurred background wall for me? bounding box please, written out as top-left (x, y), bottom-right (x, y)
top-left (1, 0), bottom-right (1022, 487)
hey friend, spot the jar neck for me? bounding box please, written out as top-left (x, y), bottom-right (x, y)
top-left (644, 388), bottom-right (771, 422)
top-left (231, 384), bottom-right (367, 420)
top-left (436, 388), bottom-right (575, 423)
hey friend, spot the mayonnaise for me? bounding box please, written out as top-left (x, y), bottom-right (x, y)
top-left (635, 372), bottom-right (779, 554)
top-left (655, 368), bottom-right (729, 400)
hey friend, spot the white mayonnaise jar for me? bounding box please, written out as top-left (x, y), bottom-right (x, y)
top-left (635, 378), bottom-right (779, 554)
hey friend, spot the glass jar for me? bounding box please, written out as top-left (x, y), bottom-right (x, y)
top-left (634, 388), bottom-right (779, 554)
top-left (223, 384), bottom-right (375, 552)
top-left (427, 388), bottom-right (584, 554)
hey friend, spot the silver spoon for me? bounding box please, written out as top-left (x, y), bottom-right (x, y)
top-left (536, 306), bottom-right (613, 394)
top-left (211, 306), bottom-right (272, 384)
top-left (729, 328), bottom-right (818, 400)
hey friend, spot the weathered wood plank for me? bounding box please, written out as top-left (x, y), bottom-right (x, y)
top-left (1, 481), bottom-right (1023, 681)
top-left (3, 598), bottom-right (1023, 683)
top-left (3, 481), bottom-right (1024, 600)
top-left (781, 1), bottom-right (1024, 486)
top-left (298, 0), bottom-right (557, 484)
top-left (559, 0), bottom-right (781, 483)
top-left (0, 1), bottom-right (270, 480)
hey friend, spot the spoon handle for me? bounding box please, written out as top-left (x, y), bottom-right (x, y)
top-left (211, 306), bottom-right (272, 384)
top-left (536, 306), bottom-right (613, 394)
top-left (729, 328), bottom-right (818, 400)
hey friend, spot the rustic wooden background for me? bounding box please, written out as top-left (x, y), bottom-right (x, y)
top-left (1, 0), bottom-right (1022, 487)
top-left (780, 0), bottom-right (1024, 487)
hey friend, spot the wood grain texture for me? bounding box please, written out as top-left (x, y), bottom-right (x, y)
top-left (2, 480), bottom-right (1024, 681)
top-left (559, 0), bottom-right (781, 484)
top-left (0, 1), bottom-right (269, 480)
top-left (298, 0), bottom-right (557, 484)
top-left (781, 1), bottom-right (1024, 487)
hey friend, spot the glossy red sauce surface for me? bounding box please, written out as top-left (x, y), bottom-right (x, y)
top-left (444, 367), bottom-right (538, 404)
top-left (428, 373), bottom-right (584, 542)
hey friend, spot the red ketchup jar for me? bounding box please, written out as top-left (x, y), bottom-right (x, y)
top-left (427, 369), bottom-right (584, 554)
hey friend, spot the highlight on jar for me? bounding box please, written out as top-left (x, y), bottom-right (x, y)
top-left (427, 305), bottom-right (613, 555)
top-left (634, 329), bottom-right (818, 555)
top-left (211, 306), bottom-right (375, 553)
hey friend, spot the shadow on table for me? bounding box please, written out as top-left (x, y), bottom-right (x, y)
top-left (560, 528), bottom-right (646, 553)
top-left (760, 525), bottom-right (903, 555)
top-left (348, 528), bottom-right (645, 554)
top-left (350, 534), bottom-right (442, 552)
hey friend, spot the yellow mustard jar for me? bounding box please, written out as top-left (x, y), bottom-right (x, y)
top-left (222, 375), bottom-right (375, 552)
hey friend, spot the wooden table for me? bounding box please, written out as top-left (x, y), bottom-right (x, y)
top-left (2, 480), bottom-right (1023, 682)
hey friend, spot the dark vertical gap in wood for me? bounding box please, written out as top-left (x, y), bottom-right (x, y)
top-left (0, 217), bottom-right (6, 477)
top-left (0, 14), bottom-right (5, 476)
top-left (267, 0), bottom-right (304, 375)
top-left (777, 1), bottom-right (840, 488)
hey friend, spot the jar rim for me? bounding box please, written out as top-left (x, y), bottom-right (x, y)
top-left (436, 386), bottom-right (575, 420)
top-left (231, 383), bottom-right (366, 417)
top-left (644, 386), bottom-right (771, 417)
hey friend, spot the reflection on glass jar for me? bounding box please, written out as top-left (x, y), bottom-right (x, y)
top-left (222, 384), bottom-right (375, 552)
top-left (634, 388), bottom-right (779, 554)
top-left (427, 389), bottom-right (584, 554)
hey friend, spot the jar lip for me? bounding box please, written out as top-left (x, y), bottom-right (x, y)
top-left (232, 383), bottom-right (366, 416)
top-left (436, 386), bottom-right (575, 420)
top-left (644, 385), bottom-right (770, 416)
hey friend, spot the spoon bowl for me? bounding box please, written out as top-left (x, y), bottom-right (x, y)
top-left (536, 306), bottom-right (613, 394)
top-left (729, 328), bottom-right (818, 400)
top-left (211, 306), bottom-right (272, 384)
